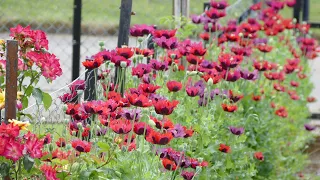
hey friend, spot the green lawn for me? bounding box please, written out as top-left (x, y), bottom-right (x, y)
top-left (0, 0), bottom-right (319, 37)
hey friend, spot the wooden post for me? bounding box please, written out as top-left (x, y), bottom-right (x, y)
top-left (116, 0), bottom-right (132, 96)
top-left (72, 0), bottom-right (82, 81)
top-left (173, 0), bottom-right (181, 28)
top-left (4, 40), bottom-right (18, 124)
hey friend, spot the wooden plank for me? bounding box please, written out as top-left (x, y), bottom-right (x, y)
top-left (181, 0), bottom-right (190, 17)
top-left (4, 40), bottom-right (18, 124)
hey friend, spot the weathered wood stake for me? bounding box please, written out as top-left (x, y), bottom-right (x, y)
top-left (4, 40), bottom-right (18, 124)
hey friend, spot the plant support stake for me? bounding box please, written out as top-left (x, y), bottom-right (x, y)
top-left (4, 40), bottom-right (18, 124)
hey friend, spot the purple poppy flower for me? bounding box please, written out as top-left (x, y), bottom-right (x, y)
top-left (96, 128), bottom-right (107, 136)
top-left (304, 124), bottom-right (316, 131)
top-left (69, 79), bottom-right (86, 91)
top-left (169, 124), bottom-right (186, 138)
top-left (253, 38), bottom-right (268, 45)
top-left (229, 126), bottom-right (245, 135)
top-left (122, 108), bottom-right (141, 121)
top-left (149, 59), bottom-right (168, 71)
top-left (200, 60), bottom-right (214, 69)
top-left (153, 37), bottom-right (178, 49)
top-left (240, 69), bottom-right (259, 80)
top-left (130, 24), bottom-right (155, 37)
top-left (191, 14), bottom-right (203, 24)
top-left (149, 93), bottom-right (167, 102)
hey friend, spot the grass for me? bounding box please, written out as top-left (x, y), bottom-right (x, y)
top-left (0, 0), bottom-right (319, 36)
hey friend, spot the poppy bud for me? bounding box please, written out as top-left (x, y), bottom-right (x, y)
top-left (147, 119), bottom-right (156, 127)
top-left (98, 41), bottom-right (105, 47)
top-left (120, 61), bottom-right (127, 68)
top-left (66, 144), bottom-right (72, 150)
top-left (109, 62), bottom-right (115, 68)
top-left (77, 123), bottom-right (83, 129)
top-left (48, 144), bottom-right (54, 151)
top-left (207, 78), bottom-right (214, 85)
top-left (138, 37), bottom-right (144, 42)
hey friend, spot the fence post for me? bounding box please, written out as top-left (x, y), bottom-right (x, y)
top-left (181, 0), bottom-right (190, 18)
top-left (116, 0), bottom-right (132, 96)
top-left (293, 0), bottom-right (302, 23)
top-left (302, 0), bottom-right (309, 22)
top-left (72, 0), bottom-right (82, 81)
top-left (4, 40), bottom-right (18, 124)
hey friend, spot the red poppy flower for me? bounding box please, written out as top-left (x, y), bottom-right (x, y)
top-left (205, 8), bottom-right (226, 19)
top-left (161, 158), bottom-right (177, 171)
top-left (109, 119), bottom-right (132, 134)
top-left (71, 139), bottom-right (91, 153)
top-left (226, 33), bottom-right (239, 42)
top-left (138, 83), bottom-right (161, 93)
top-left (221, 103), bottom-right (237, 112)
top-left (224, 69), bottom-right (241, 82)
top-left (145, 129), bottom-right (173, 145)
top-left (250, 2), bottom-right (261, 10)
top-left (229, 90), bottom-right (244, 103)
top-left (183, 127), bottom-right (194, 138)
top-left (202, 73), bottom-right (221, 84)
top-left (132, 63), bottom-right (151, 78)
top-left (167, 81), bottom-right (182, 92)
top-left (186, 86), bottom-right (199, 97)
top-left (82, 56), bottom-right (103, 69)
top-left (55, 138), bottom-right (66, 147)
top-left (254, 152), bottom-right (264, 161)
top-left (181, 171), bottom-right (195, 180)
top-left (134, 122), bottom-right (151, 135)
top-left (116, 47), bottom-right (134, 59)
top-left (151, 116), bottom-right (175, 130)
top-left (199, 33), bottom-right (210, 41)
top-left (152, 29), bottom-right (177, 39)
top-left (252, 94), bottom-right (261, 101)
top-left (275, 106), bottom-right (288, 118)
top-left (307, 97), bottom-right (316, 103)
top-left (290, 81), bottom-right (299, 87)
top-left (153, 99), bottom-right (179, 115)
top-left (219, 144), bottom-right (231, 153)
top-left (139, 48), bottom-right (154, 57)
top-left (153, 37), bottom-right (178, 49)
top-left (218, 53), bottom-right (243, 69)
top-left (127, 93), bottom-right (152, 107)
top-left (188, 42), bottom-right (206, 56)
top-left (186, 54), bottom-right (203, 65)
top-left (211, 0), bottom-right (228, 9)
top-left (273, 83), bottom-right (286, 92)
top-left (253, 60), bottom-right (272, 71)
top-left (59, 91), bottom-right (78, 103)
top-left (257, 44), bottom-right (273, 53)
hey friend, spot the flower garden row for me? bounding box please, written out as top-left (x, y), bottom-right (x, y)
top-left (0, 0), bottom-right (319, 179)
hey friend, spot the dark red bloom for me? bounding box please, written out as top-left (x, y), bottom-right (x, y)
top-left (127, 93), bottom-right (152, 107)
top-left (186, 86), bottom-right (199, 97)
top-left (210, 0), bottom-right (228, 9)
top-left (228, 90), bottom-right (243, 103)
top-left (199, 33), bottom-right (210, 41)
top-left (253, 60), bottom-right (272, 71)
top-left (153, 99), bottom-right (179, 115)
top-left (304, 124), bottom-right (316, 131)
top-left (181, 171), bottom-right (195, 180)
top-left (218, 53), bottom-right (243, 69)
top-left (273, 83), bottom-right (286, 92)
top-left (290, 80), bottom-right (299, 87)
top-left (109, 119), bottom-right (132, 134)
top-left (254, 152), bottom-right (264, 161)
top-left (205, 8), bottom-right (226, 19)
top-left (116, 47), bottom-right (134, 59)
top-left (224, 69), bottom-right (241, 82)
top-left (161, 158), bottom-right (177, 170)
top-left (275, 106), bottom-right (288, 118)
top-left (132, 63), bottom-right (151, 78)
top-left (139, 48), bottom-right (154, 57)
top-left (188, 42), bottom-right (207, 56)
top-left (145, 129), bottom-right (173, 145)
top-left (59, 91), bottom-right (77, 103)
top-left (151, 116), bottom-right (175, 130)
top-left (82, 56), bottom-right (103, 69)
top-left (221, 103), bottom-right (237, 112)
top-left (167, 81), bottom-right (182, 92)
top-left (55, 138), bottom-right (66, 147)
top-left (307, 97), bottom-right (316, 103)
top-left (252, 94), bottom-right (261, 101)
top-left (186, 54), bottom-right (203, 65)
top-left (219, 144), bottom-right (231, 153)
top-left (130, 24), bottom-right (154, 37)
top-left (138, 83), bottom-right (161, 93)
top-left (153, 37), bottom-right (178, 49)
top-left (152, 29), bottom-right (177, 39)
top-left (257, 44), bottom-right (273, 53)
top-left (134, 122), bottom-right (151, 135)
top-left (71, 139), bottom-right (91, 153)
